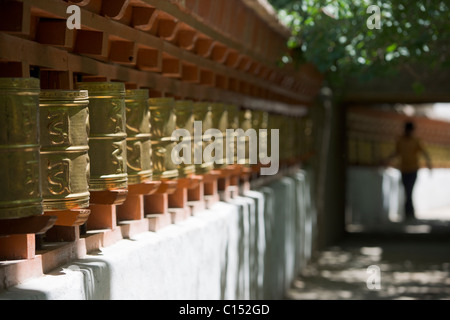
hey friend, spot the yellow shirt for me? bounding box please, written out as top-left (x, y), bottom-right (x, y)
top-left (396, 136), bottom-right (424, 173)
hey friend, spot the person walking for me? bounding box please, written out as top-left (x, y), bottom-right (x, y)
top-left (385, 121), bottom-right (432, 221)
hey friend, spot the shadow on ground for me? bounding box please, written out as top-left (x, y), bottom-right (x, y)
top-left (287, 219), bottom-right (450, 300)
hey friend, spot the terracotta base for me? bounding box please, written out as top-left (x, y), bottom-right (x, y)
top-left (203, 171), bottom-right (220, 209)
top-left (0, 215), bottom-right (56, 236)
top-left (90, 189), bottom-right (128, 206)
top-left (168, 185), bottom-right (188, 209)
top-left (118, 182), bottom-right (161, 221)
top-left (170, 208), bottom-right (190, 224)
top-left (87, 188), bottom-right (128, 231)
top-left (0, 215), bottom-right (57, 261)
top-left (0, 234), bottom-right (35, 260)
top-left (117, 194), bottom-right (144, 221)
top-left (87, 204), bottom-right (117, 231)
top-left (43, 209), bottom-right (90, 227)
top-left (147, 213), bottom-right (172, 232)
top-left (144, 179), bottom-right (179, 218)
top-left (186, 176), bottom-right (206, 215)
top-left (144, 193), bottom-right (168, 215)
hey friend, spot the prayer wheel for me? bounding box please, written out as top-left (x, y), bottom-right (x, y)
top-left (76, 82), bottom-right (128, 191)
top-left (193, 101), bottom-right (214, 174)
top-left (238, 109), bottom-right (252, 166)
top-left (39, 90), bottom-right (90, 211)
top-left (251, 110), bottom-right (269, 163)
top-left (0, 78), bottom-right (43, 219)
top-left (211, 102), bottom-right (228, 168)
top-left (148, 97), bottom-right (178, 180)
top-left (174, 100), bottom-right (195, 177)
top-left (125, 89), bottom-right (153, 185)
top-left (226, 104), bottom-right (239, 165)
top-left (267, 113), bottom-right (281, 162)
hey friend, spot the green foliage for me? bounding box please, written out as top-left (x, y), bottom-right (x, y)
top-left (268, 0), bottom-right (450, 89)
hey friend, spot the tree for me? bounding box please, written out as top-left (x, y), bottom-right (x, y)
top-left (268, 0), bottom-right (450, 92)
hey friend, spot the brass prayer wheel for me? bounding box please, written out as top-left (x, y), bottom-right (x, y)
top-left (226, 104), bottom-right (239, 165)
top-left (39, 90), bottom-right (90, 211)
top-left (227, 104), bottom-right (239, 131)
top-left (76, 82), bottom-right (128, 191)
top-left (251, 110), bottom-right (269, 163)
top-left (267, 113), bottom-right (281, 162)
top-left (125, 89), bottom-right (152, 185)
top-left (211, 102), bottom-right (228, 168)
top-left (238, 109), bottom-right (252, 166)
top-left (148, 97), bottom-right (178, 180)
top-left (0, 78), bottom-right (43, 219)
top-left (193, 101), bottom-right (214, 174)
top-left (174, 100), bottom-right (195, 177)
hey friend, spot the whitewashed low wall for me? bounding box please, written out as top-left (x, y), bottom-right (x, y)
top-left (0, 170), bottom-right (316, 300)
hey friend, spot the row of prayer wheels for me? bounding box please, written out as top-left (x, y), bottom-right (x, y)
top-left (0, 77), bottom-right (311, 221)
top-left (347, 135), bottom-right (396, 166)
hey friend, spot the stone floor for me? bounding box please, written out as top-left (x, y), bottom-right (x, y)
top-left (286, 219), bottom-right (450, 300)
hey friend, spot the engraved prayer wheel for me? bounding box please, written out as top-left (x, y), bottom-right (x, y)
top-left (39, 90), bottom-right (90, 211)
top-left (174, 100), bottom-right (195, 177)
top-left (251, 110), bottom-right (269, 162)
top-left (193, 101), bottom-right (214, 174)
top-left (226, 104), bottom-right (239, 165)
top-left (211, 102), bottom-right (228, 168)
top-left (238, 109), bottom-right (252, 166)
top-left (125, 89), bottom-right (152, 185)
top-left (148, 97), bottom-right (178, 180)
top-left (227, 104), bottom-right (239, 131)
top-left (76, 82), bottom-right (128, 191)
top-left (0, 78), bottom-right (43, 219)
top-left (267, 113), bottom-right (281, 162)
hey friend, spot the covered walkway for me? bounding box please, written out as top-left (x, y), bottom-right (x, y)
top-left (287, 220), bottom-right (450, 300)
top-left (0, 0), bottom-right (449, 302)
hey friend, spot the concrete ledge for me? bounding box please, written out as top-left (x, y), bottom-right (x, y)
top-left (0, 171), bottom-right (316, 300)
